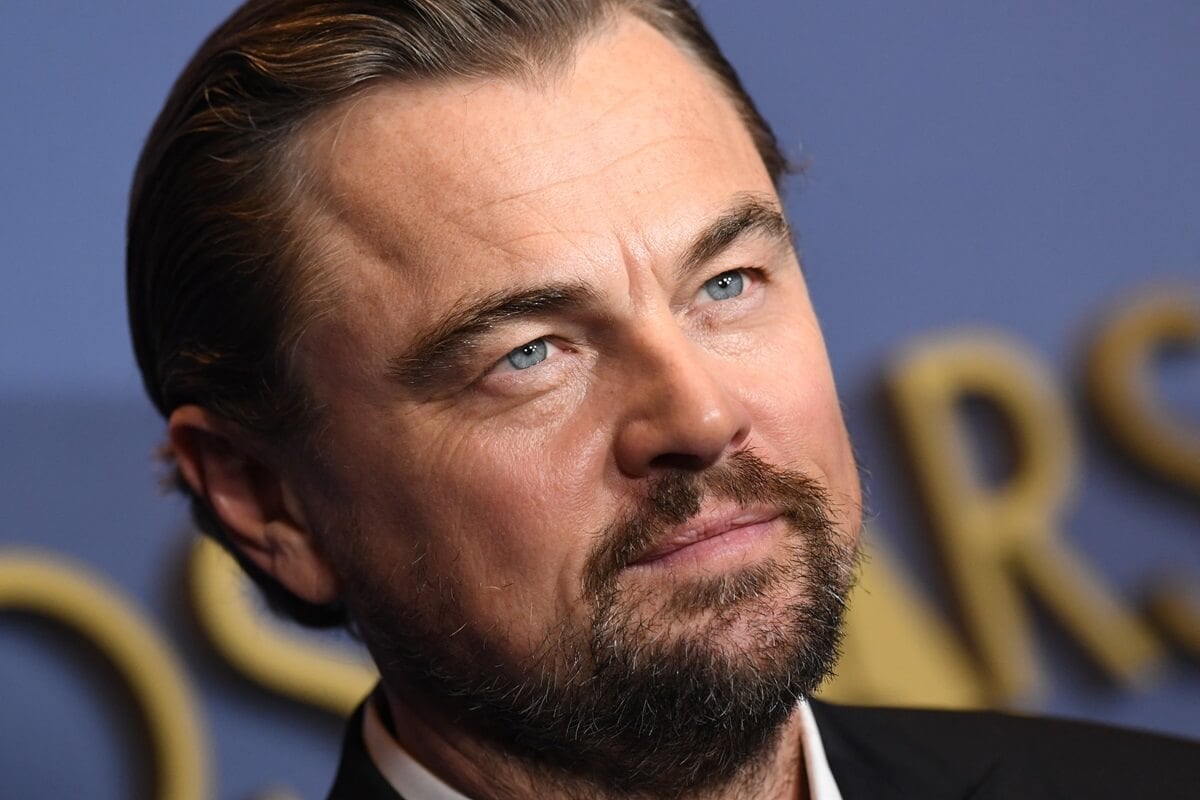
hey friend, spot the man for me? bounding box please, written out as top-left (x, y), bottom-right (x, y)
top-left (127, 1), bottom-right (1198, 798)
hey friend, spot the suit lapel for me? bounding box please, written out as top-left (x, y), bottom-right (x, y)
top-left (326, 700), bottom-right (407, 800)
top-left (808, 700), bottom-right (1024, 800)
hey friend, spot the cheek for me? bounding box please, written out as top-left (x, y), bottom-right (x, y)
top-left (340, 412), bottom-right (605, 636)
top-left (742, 321), bottom-right (858, 504)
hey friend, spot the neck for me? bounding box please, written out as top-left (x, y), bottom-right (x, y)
top-left (376, 683), bottom-right (810, 800)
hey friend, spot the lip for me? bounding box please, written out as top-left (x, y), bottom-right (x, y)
top-left (628, 506), bottom-right (783, 568)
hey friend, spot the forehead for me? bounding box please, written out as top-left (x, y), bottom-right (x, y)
top-left (298, 15), bottom-right (774, 336)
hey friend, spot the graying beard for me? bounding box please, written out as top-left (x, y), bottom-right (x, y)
top-left (354, 453), bottom-right (856, 798)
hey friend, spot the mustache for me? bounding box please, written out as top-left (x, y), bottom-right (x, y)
top-left (582, 450), bottom-right (834, 598)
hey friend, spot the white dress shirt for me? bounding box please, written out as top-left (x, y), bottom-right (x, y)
top-left (364, 698), bottom-right (844, 800)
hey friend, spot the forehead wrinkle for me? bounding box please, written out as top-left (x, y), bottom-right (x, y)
top-left (472, 132), bottom-right (723, 220)
top-left (480, 227), bottom-right (606, 269)
top-left (481, 80), bottom-right (659, 174)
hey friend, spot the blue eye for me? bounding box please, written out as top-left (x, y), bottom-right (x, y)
top-left (506, 338), bottom-right (549, 370)
top-left (703, 270), bottom-right (744, 301)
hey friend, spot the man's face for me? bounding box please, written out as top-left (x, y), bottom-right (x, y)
top-left (290, 15), bottom-right (860, 793)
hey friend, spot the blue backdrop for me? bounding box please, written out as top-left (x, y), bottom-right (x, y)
top-left (2, 2), bottom-right (1197, 798)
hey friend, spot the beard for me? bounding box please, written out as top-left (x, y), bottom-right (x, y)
top-left (350, 450), bottom-right (858, 798)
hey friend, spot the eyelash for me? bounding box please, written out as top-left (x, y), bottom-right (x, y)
top-left (482, 266), bottom-right (766, 380)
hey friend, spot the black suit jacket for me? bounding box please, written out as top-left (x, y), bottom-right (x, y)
top-left (328, 699), bottom-right (1200, 799)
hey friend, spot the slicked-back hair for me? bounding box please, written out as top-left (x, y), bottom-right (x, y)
top-left (127, 0), bottom-right (788, 627)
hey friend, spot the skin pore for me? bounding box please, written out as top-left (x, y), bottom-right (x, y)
top-left (172, 12), bottom-right (862, 800)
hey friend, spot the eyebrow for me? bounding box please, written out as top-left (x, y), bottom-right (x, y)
top-left (386, 193), bottom-right (792, 393)
top-left (387, 281), bottom-right (599, 391)
top-left (674, 193), bottom-right (792, 282)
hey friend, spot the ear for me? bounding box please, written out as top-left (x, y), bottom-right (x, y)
top-left (168, 405), bottom-right (339, 606)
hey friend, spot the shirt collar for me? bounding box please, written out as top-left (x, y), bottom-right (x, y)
top-left (798, 698), bottom-right (845, 800)
top-left (363, 697), bottom-right (473, 800)
top-left (364, 697), bottom-right (844, 800)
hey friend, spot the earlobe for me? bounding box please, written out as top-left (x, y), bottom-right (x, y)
top-left (167, 405), bottom-right (340, 606)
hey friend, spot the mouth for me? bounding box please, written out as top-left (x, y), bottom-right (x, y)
top-left (627, 506), bottom-right (783, 570)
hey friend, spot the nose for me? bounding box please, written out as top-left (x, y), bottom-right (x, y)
top-left (612, 333), bottom-right (752, 477)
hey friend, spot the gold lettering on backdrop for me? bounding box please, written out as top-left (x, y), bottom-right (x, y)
top-left (0, 549), bottom-right (209, 800)
top-left (887, 334), bottom-right (1164, 700)
top-left (819, 526), bottom-right (987, 708)
top-left (1086, 287), bottom-right (1200, 494)
top-left (189, 537), bottom-right (376, 716)
top-left (1146, 578), bottom-right (1200, 660)
top-left (1086, 288), bottom-right (1200, 659)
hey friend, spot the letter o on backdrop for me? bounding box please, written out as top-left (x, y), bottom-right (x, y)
top-left (0, 550), bottom-right (209, 800)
